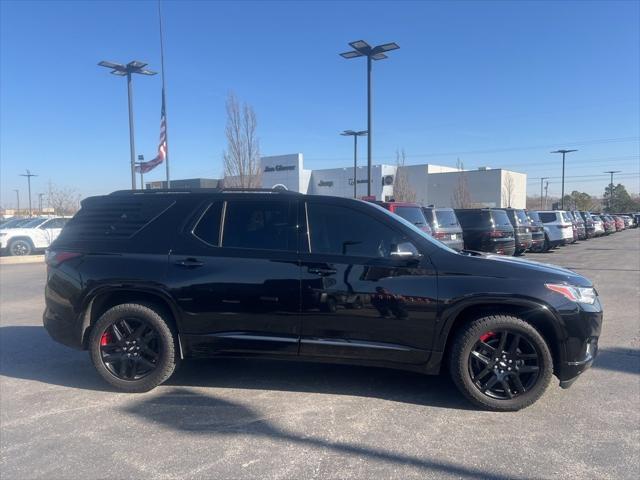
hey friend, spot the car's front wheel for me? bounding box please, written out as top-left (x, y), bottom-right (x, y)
top-left (89, 303), bottom-right (179, 392)
top-left (449, 314), bottom-right (553, 411)
top-left (9, 239), bottom-right (32, 256)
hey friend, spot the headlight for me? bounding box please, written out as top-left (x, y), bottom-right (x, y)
top-left (545, 283), bottom-right (597, 305)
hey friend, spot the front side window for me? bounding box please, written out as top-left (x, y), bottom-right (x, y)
top-left (306, 203), bottom-right (409, 258)
top-left (222, 200), bottom-right (297, 251)
top-left (42, 218), bottom-right (68, 229)
top-left (538, 212), bottom-right (557, 223)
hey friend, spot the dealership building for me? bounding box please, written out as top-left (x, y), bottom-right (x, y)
top-left (254, 153), bottom-right (527, 209)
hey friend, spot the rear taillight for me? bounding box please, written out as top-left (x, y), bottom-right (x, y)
top-left (486, 230), bottom-right (506, 238)
top-left (434, 231), bottom-right (447, 240)
top-left (45, 250), bottom-right (82, 267)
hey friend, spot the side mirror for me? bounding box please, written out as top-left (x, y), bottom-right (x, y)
top-left (389, 241), bottom-right (421, 259)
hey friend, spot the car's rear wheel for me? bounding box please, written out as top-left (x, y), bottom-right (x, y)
top-left (449, 314), bottom-right (553, 411)
top-left (9, 239), bottom-right (32, 256)
top-left (89, 303), bottom-right (178, 392)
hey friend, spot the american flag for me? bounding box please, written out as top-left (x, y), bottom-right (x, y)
top-left (136, 90), bottom-right (167, 174)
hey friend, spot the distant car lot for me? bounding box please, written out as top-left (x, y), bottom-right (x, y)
top-left (1, 229), bottom-right (639, 479)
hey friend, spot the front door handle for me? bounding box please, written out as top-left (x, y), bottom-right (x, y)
top-left (307, 266), bottom-right (337, 276)
top-left (174, 258), bottom-right (205, 268)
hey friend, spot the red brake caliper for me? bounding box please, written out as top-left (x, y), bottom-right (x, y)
top-left (479, 331), bottom-right (495, 343)
top-left (100, 331), bottom-right (110, 346)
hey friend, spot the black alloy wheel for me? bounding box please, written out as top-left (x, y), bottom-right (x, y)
top-left (99, 318), bottom-right (160, 381)
top-left (9, 239), bottom-right (32, 256)
top-left (89, 303), bottom-right (178, 392)
top-left (468, 330), bottom-right (540, 400)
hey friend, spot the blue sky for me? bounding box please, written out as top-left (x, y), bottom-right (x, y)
top-left (1, 0), bottom-right (639, 208)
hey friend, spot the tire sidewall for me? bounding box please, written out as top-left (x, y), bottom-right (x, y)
top-left (9, 239), bottom-right (32, 256)
top-left (450, 315), bottom-right (553, 411)
top-left (89, 303), bottom-right (177, 392)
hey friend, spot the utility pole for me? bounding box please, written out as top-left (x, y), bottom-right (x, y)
top-left (14, 189), bottom-right (19, 214)
top-left (38, 193), bottom-right (45, 213)
top-left (137, 155), bottom-right (145, 189)
top-left (544, 181), bottom-right (549, 210)
top-left (540, 177), bottom-right (549, 209)
top-left (551, 149), bottom-right (577, 210)
top-left (604, 170), bottom-right (621, 212)
top-left (19, 170), bottom-right (37, 216)
top-left (341, 130), bottom-right (368, 198)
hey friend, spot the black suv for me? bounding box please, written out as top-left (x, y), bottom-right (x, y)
top-left (454, 208), bottom-right (516, 256)
top-left (44, 189), bottom-right (603, 411)
top-left (503, 208), bottom-right (533, 256)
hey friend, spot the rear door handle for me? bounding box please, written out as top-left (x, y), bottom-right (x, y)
top-left (307, 267), bottom-right (337, 276)
top-left (174, 258), bottom-right (205, 268)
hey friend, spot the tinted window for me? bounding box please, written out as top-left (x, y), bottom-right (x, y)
top-left (42, 218), bottom-right (68, 229)
top-left (455, 210), bottom-right (490, 227)
top-left (193, 202), bottom-right (223, 246)
top-left (422, 208), bottom-right (435, 225)
top-left (222, 200), bottom-right (296, 251)
top-left (393, 206), bottom-right (427, 227)
top-left (21, 218), bottom-right (47, 228)
top-left (491, 210), bottom-right (512, 227)
top-left (538, 212), bottom-right (558, 223)
top-left (307, 203), bottom-right (407, 258)
top-left (435, 209), bottom-right (459, 227)
top-left (59, 197), bottom-right (175, 240)
top-left (561, 212), bottom-right (573, 223)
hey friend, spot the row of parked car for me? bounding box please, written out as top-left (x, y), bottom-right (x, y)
top-left (372, 201), bottom-right (639, 257)
top-left (0, 216), bottom-right (70, 256)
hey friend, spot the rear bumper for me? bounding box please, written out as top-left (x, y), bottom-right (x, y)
top-left (43, 307), bottom-right (84, 350)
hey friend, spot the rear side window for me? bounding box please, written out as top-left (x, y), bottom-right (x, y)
top-left (538, 212), bottom-right (557, 223)
top-left (434, 209), bottom-right (459, 227)
top-left (455, 211), bottom-right (489, 227)
top-left (222, 200), bottom-right (297, 251)
top-left (393, 206), bottom-right (427, 227)
top-left (307, 203), bottom-right (406, 258)
top-left (515, 210), bottom-right (529, 225)
top-left (192, 202), bottom-right (223, 246)
top-left (491, 210), bottom-right (512, 227)
top-left (59, 197), bottom-right (175, 240)
top-left (528, 211), bottom-right (541, 222)
top-left (561, 212), bottom-right (573, 223)
top-left (42, 218), bottom-right (68, 229)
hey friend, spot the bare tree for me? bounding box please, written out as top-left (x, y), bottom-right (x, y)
top-left (48, 182), bottom-right (81, 215)
top-left (502, 172), bottom-right (516, 207)
top-left (451, 158), bottom-right (471, 208)
top-left (392, 149), bottom-right (416, 202)
top-left (222, 91), bottom-right (261, 188)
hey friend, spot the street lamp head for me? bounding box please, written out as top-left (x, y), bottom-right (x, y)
top-left (98, 60), bottom-right (125, 70)
top-left (110, 70), bottom-right (128, 76)
top-left (349, 40), bottom-right (372, 53)
top-left (137, 69), bottom-right (158, 76)
top-left (341, 130), bottom-right (356, 136)
top-left (127, 60), bottom-right (148, 69)
top-left (340, 50), bottom-right (365, 59)
top-left (341, 130), bottom-right (368, 137)
top-left (371, 53), bottom-right (388, 61)
top-left (99, 59), bottom-right (157, 76)
top-left (373, 42), bottom-right (400, 54)
top-left (551, 149), bottom-right (578, 154)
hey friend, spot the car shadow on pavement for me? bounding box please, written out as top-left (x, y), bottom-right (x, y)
top-left (121, 388), bottom-right (527, 480)
top-left (592, 347), bottom-right (640, 375)
top-left (0, 325), bottom-right (472, 409)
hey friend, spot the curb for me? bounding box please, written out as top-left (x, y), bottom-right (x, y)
top-left (0, 255), bottom-right (45, 265)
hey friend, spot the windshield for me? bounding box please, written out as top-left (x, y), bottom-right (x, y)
top-left (515, 210), bottom-right (530, 225)
top-left (369, 203), bottom-right (457, 253)
top-left (20, 218), bottom-right (46, 228)
top-left (435, 209), bottom-right (459, 227)
top-left (393, 206), bottom-right (427, 227)
top-left (491, 210), bottom-right (512, 227)
top-left (1, 218), bottom-right (28, 229)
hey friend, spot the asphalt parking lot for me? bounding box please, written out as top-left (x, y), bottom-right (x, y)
top-left (1, 230), bottom-right (639, 479)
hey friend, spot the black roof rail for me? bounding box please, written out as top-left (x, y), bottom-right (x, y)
top-left (109, 187), bottom-right (300, 196)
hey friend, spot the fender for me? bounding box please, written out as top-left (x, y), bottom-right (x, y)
top-left (77, 283), bottom-right (184, 349)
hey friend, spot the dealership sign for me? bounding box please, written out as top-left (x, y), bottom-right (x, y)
top-left (264, 164), bottom-right (296, 173)
top-left (318, 180), bottom-right (334, 187)
top-left (348, 178), bottom-right (369, 185)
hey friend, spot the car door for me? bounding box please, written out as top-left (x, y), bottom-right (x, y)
top-left (168, 196), bottom-right (302, 356)
top-left (298, 199), bottom-right (438, 365)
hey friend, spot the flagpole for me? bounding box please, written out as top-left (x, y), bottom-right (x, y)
top-left (158, 0), bottom-right (170, 188)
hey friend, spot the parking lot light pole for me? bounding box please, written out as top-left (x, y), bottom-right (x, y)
top-left (604, 170), bottom-right (621, 211)
top-left (539, 177), bottom-right (549, 209)
top-left (341, 130), bottom-right (368, 198)
top-left (19, 170), bottom-right (37, 216)
top-left (98, 60), bottom-right (157, 190)
top-left (551, 149), bottom-right (577, 210)
top-left (340, 40), bottom-right (399, 197)
top-left (14, 189), bottom-right (19, 214)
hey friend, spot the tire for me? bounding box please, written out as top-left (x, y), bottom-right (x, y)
top-left (89, 303), bottom-right (179, 392)
top-left (8, 238), bottom-right (32, 256)
top-left (448, 314), bottom-right (553, 411)
top-left (542, 235), bottom-right (550, 252)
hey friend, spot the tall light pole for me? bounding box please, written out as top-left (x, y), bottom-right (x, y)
top-left (551, 149), bottom-right (577, 209)
top-left (19, 170), bottom-right (37, 216)
top-left (14, 189), bottom-right (19, 214)
top-left (38, 193), bottom-right (45, 213)
top-left (540, 177), bottom-right (549, 209)
top-left (98, 60), bottom-right (157, 190)
top-left (340, 40), bottom-right (399, 198)
top-left (137, 154), bottom-right (145, 190)
top-left (341, 130), bottom-right (368, 198)
top-left (604, 170), bottom-right (621, 212)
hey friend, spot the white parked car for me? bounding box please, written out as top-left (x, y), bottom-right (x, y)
top-left (537, 210), bottom-right (575, 249)
top-left (0, 217), bottom-right (69, 256)
top-left (591, 215), bottom-right (605, 236)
